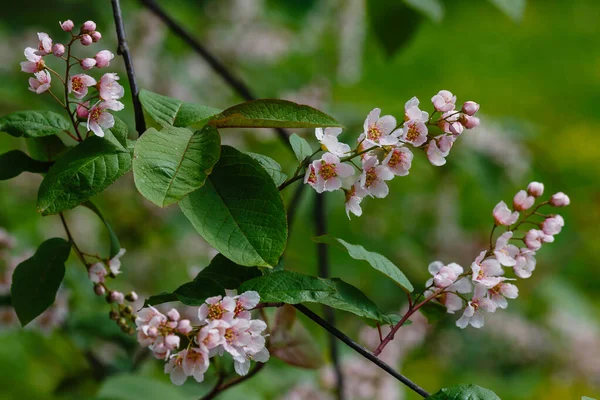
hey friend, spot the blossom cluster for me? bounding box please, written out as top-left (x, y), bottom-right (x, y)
top-left (20, 19), bottom-right (124, 138)
top-left (423, 182), bottom-right (569, 329)
top-left (304, 91), bottom-right (480, 218)
top-left (136, 290), bottom-right (269, 385)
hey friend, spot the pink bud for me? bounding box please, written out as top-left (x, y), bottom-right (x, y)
top-left (95, 50), bottom-right (114, 68)
top-left (167, 308), bottom-right (180, 321)
top-left (52, 43), bottom-right (65, 57)
top-left (109, 291), bottom-right (125, 304)
top-left (513, 190), bottom-right (535, 211)
top-left (147, 326), bottom-right (158, 337)
top-left (164, 334), bottom-right (180, 350)
top-left (462, 101), bottom-right (480, 116)
top-left (94, 284), bottom-right (106, 296)
top-left (91, 31), bottom-right (102, 42)
top-left (177, 319), bottom-right (193, 335)
top-left (80, 34), bottom-right (93, 46)
top-left (81, 58), bottom-right (96, 70)
top-left (76, 102), bottom-right (89, 119)
top-left (462, 115), bottom-right (480, 129)
top-left (550, 192), bottom-right (570, 207)
top-left (541, 216), bottom-right (564, 236)
top-left (525, 229), bottom-right (542, 251)
top-left (60, 20), bottom-right (74, 32)
top-left (81, 20), bottom-right (97, 33)
top-left (527, 181), bottom-right (544, 197)
top-left (125, 291), bottom-right (138, 302)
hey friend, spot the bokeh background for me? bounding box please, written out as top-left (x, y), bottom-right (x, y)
top-left (0, 0), bottom-right (598, 399)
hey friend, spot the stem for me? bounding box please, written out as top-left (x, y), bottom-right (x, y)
top-left (512, 201), bottom-right (548, 230)
top-left (59, 213), bottom-right (88, 268)
top-left (63, 40), bottom-right (83, 141)
top-left (252, 302), bottom-right (285, 310)
top-left (278, 174), bottom-right (304, 191)
top-left (340, 145), bottom-right (378, 162)
top-left (47, 90), bottom-right (66, 108)
top-left (111, 0), bottom-right (147, 136)
top-left (200, 363), bottom-right (266, 400)
top-left (489, 225), bottom-right (497, 250)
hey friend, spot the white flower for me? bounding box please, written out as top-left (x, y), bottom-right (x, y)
top-left (456, 284), bottom-right (497, 329)
top-left (221, 318), bottom-right (252, 357)
top-left (28, 70), bottom-right (51, 94)
top-left (493, 201), bottom-right (519, 226)
top-left (431, 90), bottom-right (456, 112)
top-left (362, 108), bottom-right (399, 147)
top-left (198, 295), bottom-right (235, 322)
top-left (401, 119), bottom-right (428, 147)
top-left (315, 127), bottom-right (351, 157)
top-left (344, 182), bottom-right (367, 219)
top-left (471, 251), bottom-right (505, 288)
top-left (35, 32), bottom-right (53, 56)
top-left (314, 152), bottom-right (355, 192)
top-left (359, 156), bottom-right (394, 198)
top-left (493, 232), bottom-right (519, 267)
top-left (425, 138), bottom-right (448, 166)
top-left (382, 146), bottom-right (413, 176)
top-left (404, 97), bottom-right (429, 122)
top-left (87, 100), bottom-right (124, 137)
top-left (108, 248), bottom-right (126, 275)
top-left (165, 351), bottom-right (187, 385)
top-left (98, 73), bottom-right (125, 101)
top-left (426, 261), bottom-right (463, 288)
top-left (487, 281), bottom-right (518, 309)
top-left (225, 290), bottom-right (260, 319)
top-left (513, 249), bottom-right (536, 278)
top-left (68, 74), bottom-right (97, 99)
top-left (182, 347), bottom-right (210, 383)
top-left (88, 262), bottom-right (107, 283)
top-left (21, 47), bottom-right (45, 73)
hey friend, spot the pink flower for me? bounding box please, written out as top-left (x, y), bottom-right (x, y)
top-left (234, 347), bottom-right (269, 376)
top-left (95, 50), bottom-right (114, 68)
top-left (426, 261), bottom-right (463, 288)
top-left (462, 101), bottom-right (480, 116)
top-left (527, 181), bottom-right (544, 197)
top-left (456, 283), bottom-right (497, 329)
top-left (513, 190), bottom-right (535, 211)
top-left (487, 281), bottom-right (518, 309)
top-left (304, 161), bottom-right (320, 191)
top-left (221, 318), bottom-right (252, 357)
top-left (76, 101), bottom-right (90, 119)
top-left (164, 333), bottom-right (181, 351)
top-left (404, 96), bottom-right (429, 122)
top-left (167, 309), bottom-right (180, 322)
top-left (514, 249), bottom-right (536, 278)
top-left (439, 111), bottom-right (463, 135)
top-left (52, 43), bottom-right (65, 57)
top-left (401, 119), bottom-right (428, 147)
top-left (82, 20), bottom-right (97, 33)
top-left (183, 347), bottom-right (210, 383)
top-left (493, 201), bottom-right (519, 226)
top-left (98, 73), bottom-right (125, 101)
top-left (35, 32), bottom-right (53, 56)
top-left (442, 278), bottom-right (472, 313)
top-left (60, 20), bottom-right (74, 32)
top-left (383, 146), bottom-right (413, 176)
top-left (198, 295), bottom-right (235, 322)
top-left (86, 100), bottom-right (124, 137)
top-left (68, 73), bottom-right (96, 99)
top-left (226, 290), bottom-right (260, 319)
top-left (80, 34), bottom-right (92, 46)
top-left (344, 182), bottom-right (367, 219)
top-left (461, 115), bottom-right (480, 129)
top-left (431, 90), bottom-right (456, 112)
top-left (177, 319), bottom-right (192, 335)
top-left (541, 215), bottom-right (564, 236)
top-left (197, 321), bottom-right (225, 353)
top-left (471, 251), bottom-right (505, 288)
top-left (425, 138), bottom-right (448, 166)
top-left (314, 152), bottom-right (354, 193)
top-left (81, 58), bottom-right (96, 70)
top-left (91, 31), bottom-right (102, 42)
top-left (494, 232), bottom-right (519, 266)
top-left (28, 70), bottom-right (51, 94)
top-left (108, 248), bottom-right (126, 275)
top-left (164, 351), bottom-right (187, 385)
top-left (135, 306), bottom-right (166, 328)
top-left (20, 47), bottom-right (45, 73)
top-left (550, 192), bottom-right (570, 207)
top-left (88, 262), bottom-right (107, 283)
top-left (362, 108), bottom-right (399, 147)
top-left (524, 229), bottom-right (544, 251)
top-left (359, 156), bottom-right (394, 198)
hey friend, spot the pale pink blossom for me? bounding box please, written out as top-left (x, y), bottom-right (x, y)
top-left (82, 20), bottom-right (97, 32)
top-left (513, 190), bottom-right (535, 211)
top-left (401, 119), bottom-right (428, 147)
top-left (359, 156), bottom-right (394, 198)
top-left (461, 115), bottom-right (480, 129)
top-left (135, 306), bottom-right (166, 328)
top-left (198, 295), bottom-right (235, 322)
top-left (471, 251), bottom-right (505, 288)
top-left (487, 281), bottom-right (519, 309)
top-left (164, 351), bottom-right (187, 385)
top-left (362, 108), bottom-right (399, 146)
top-left (167, 308), bottom-right (181, 322)
top-left (234, 347), bottom-right (269, 376)
top-left (443, 278), bottom-right (472, 313)
top-left (80, 34), bottom-right (92, 46)
top-left (52, 43), bottom-right (65, 57)
top-left (76, 101), bottom-right (89, 118)
top-left (226, 290), bottom-right (260, 319)
top-left (21, 47), bottom-right (45, 73)
top-left (431, 90), bottom-right (456, 112)
top-left (177, 319), bottom-right (193, 335)
top-left (456, 283), bottom-right (497, 329)
top-left (462, 101), bottom-right (480, 116)
top-left (383, 146), bottom-right (413, 175)
top-left (426, 261), bottom-right (463, 288)
top-left (109, 291), bottom-right (124, 304)
top-left (81, 58), bottom-right (96, 70)
top-left (425, 138), bottom-right (448, 166)
top-left (541, 215), bottom-right (564, 236)
top-left (527, 181), bottom-right (544, 197)
top-left (107, 248), bottom-right (125, 275)
top-left (68, 73), bottom-right (96, 99)
top-left (514, 249), bottom-right (536, 278)
top-left (150, 336), bottom-right (170, 359)
top-left (314, 152), bottom-right (354, 193)
top-left (60, 20), bottom-right (74, 32)
top-left (183, 347), bottom-right (210, 382)
top-left (35, 32), bottom-right (53, 56)
top-left (315, 127), bottom-right (350, 157)
top-left (344, 182), bottom-right (367, 219)
top-left (95, 50), bottom-right (114, 68)
top-left (550, 192), bottom-right (570, 207)
top-left (98, 73), bottom-right (125, 101)
top-left (494, 232), bottom-right (519, 266)
top-left (164, 334), bottom-right (180, 351)
top-left (304, 161), bottom-right (320, 191)
top-left (439, 111), bottom-right (464, 135)
top-left (221, 318), bottom-right (252, 357)
top-left (87, 100), bottom-right (124, 137)
top-left (28, 70), bottom-right (51, 94)
top-left (91, 31), bottom-right (102, 42)
top-left (525, 229), bottom-right (544, 251)
top-left (404, 96), bottom-right (429, 122)
top-left (197, 321), bottom-right (225, 353)
top-left (493, 201), bottom-right (519, 226)
top-left (88, 262), bottom-right (107, 283)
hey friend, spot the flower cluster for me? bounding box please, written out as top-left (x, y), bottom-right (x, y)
top-left (304, 91), bottom-right (480, 218)
top-left (423, 182), bottom-right (569, 328)
top-left (20, 19), bottom-right (124, 139)
top-left (136, 290), bottom-right (269, 385)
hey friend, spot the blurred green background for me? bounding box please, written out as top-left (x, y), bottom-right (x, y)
top-left (0, 0), bottom-right (598, 399)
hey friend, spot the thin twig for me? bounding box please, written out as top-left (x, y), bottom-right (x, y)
top-left (200, 362), bottom-right (266, 400)
top-left (286, 182), bottom-right (306, 233)
top-left (59, 213), bottom-right (88, 267)
top-left (111, 0), bottom-right (146, 136)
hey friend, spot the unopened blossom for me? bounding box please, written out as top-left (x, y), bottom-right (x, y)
top-left (461, 115), bottom-right (480, 129)
top-left (462, 101), bottom-right (480, 116)
top-left (524, 229), bottom-right (554, 251)
top-left (52, 43), bottom-right (65, 57)
top-left (88, 262), bottom-right (107, 283)
top-left (109, 291), bottom-right (124, 304)
top-left (80, 34), bottom-right (92, 46)
top-left (514, 249), bottom-right (536, 278)
top-left (108, 248), bottom-right (126, 275)
top-left (225, 290), bottom-right (260, 319)
top-left (383, 146), bottom-right (413, 175)
top-left (359, 156), bottom-right (394, 198)
top-left (315, 127), bottom-right (350, 157)
top-left (456, 283), bottom-right (497, 329)
top-left (401, 119), bottom-right (428, 147)
top-left (425, 138), bottom-right (449, 166)
top-left (487, 281), bottom-right (519, 309)
top-left (21, 47), bottom-right (45, 73)
top-left (98, 73), bottom-right (125, 101)
top-left (541, 215), bottom-right (564, 236)
top-left (344, 182), bottom-right (367, 219)
top-left (87, 100), bottom-right (124, 137)
top-left (198, 295), bottom-right (235, 322)
top-left (95, 50), bottom-right (114, 68)
top-left (167, 308), bottom-right (180, 322)
top-left (431, 90), bottom-right (456, 112)
top-left (494, 232), bottom-right (519, 266)
top-left (362, 108), bottom-right (399, 146)
top-left (513, 190), bottom-right (535, 211)
top-left (35, 32), bottom-right (53, 56)
top-left (527, 181), bottom-right (544, 197)
top-left (493, 201), bottom-right (519, 226)
top-left (91, 31), bottom-right (102, 42)
top-left (82, 20), bottom-right (97, 32)
top-left (93, 283), bottom-right (106, 296)
top-left (304, 161), bottom-right (320, 191)
top-left (314, 152), bottom-right (354, 192)
top-left (404, 96), bottom-right (429, 122)
top-left (550, 192), bottom-right (570, 207)
top-left (60, 20), bottom-right (74, 32)
top-left (76, 101), bottom-right (89, 118)
top-left (164, 334), bottom-right (181, 351)
top-left (68, 73), bottom-right (96, 99)
top-left (439, 111), bottom-right (463, 135)
top-left (28, 70), bottom-right (51, 94)
top-left (165, 351), bottom-right (187, 385)
top-left (426, 261), bottom-right (463, 288)
top-left (177, 319), bottom-right (193, 335)
top-left (182, 347), bottom-right (210, 383)
top-left (471, 251), bottom-right (505, 288)
top-left (81, 58), bottom-right (96, 70)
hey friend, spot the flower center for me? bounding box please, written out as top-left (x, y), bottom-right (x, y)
top-left (307, 167), bottom-right (317, 184)
top-left (365, 168), bottom-right (377, 188)
top-left (367, 125), bottom-right (382, 141)
top-left (320, 163), bottom-right (337, 180)
top-left (345, 186), bottom-right (356, 202)
top-left (207, 304), bottom-right (224, 320)
top-left (234, 301), bottom-right (245, 316)
top-left (90, 107), bottom-right (102, 122)
top-left (387, 150), bottom-right (404, 167)
top-left (72, 77), bottom-right (84, 93)
top-left (224, 328), bottom-right (234, 343)
top-left (406, 124), bottom-right (420, 142)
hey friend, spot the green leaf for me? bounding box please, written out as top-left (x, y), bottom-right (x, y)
top-left (139, 89), bottom-right (221, 128)
top-left (312, 235), bottom-right (414, 292)
top-left (487, 0), bottom-right (526, 22)
top-left (209, 99), bottom-right (342, 129)
top-left (37, 137), bottom-right (132, 215)
top-left (367, 0), bottom-right (422, 58)
top-left (0, 110), bottom-right (72, 138)
top-left (180, 146), bottom-right (287, 267)
top-left (145, 254), bottom-right (262, 306)
top-left (81, 201), bottom-right (121, 259)
top-left (10, 238), bottom-right (71, 327)
top-left (404, 0), bottom-right (444, 22)
top-left (133, 125), bottom-right (221, 207)
top-left (25, 135), bottom-right (69, 162)
top-left (289, 133), bottom-right (314, 163)
top-left (246, 152), bottom-right (288, 186)
top-left (97, 374), bottom-right (192, 400)
top-left (419, 301), bottom-right (447, 324)
top-left (427, 384), bottom-right (501, 400)
top-left (0, 150), bottom-right (52, 180)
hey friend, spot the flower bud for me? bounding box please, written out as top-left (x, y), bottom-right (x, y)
top-left (550, 192), bottom-right (570, 207)
top-left (125, 291), bottom-right (138, 302)
top-left (123, 305), bottom-right (133, 315)
top-left (109, 310), bottom-right (120, 320)
top-left (177, 319), bottom-right (193, 335)
top-left (527, 181), bottom-right (544, 197)
top-left (60, 20), bottom-right (75, 32)
top-left (167, 308), bottom-right (180, 321)
top-left (541, 215), bottom-right (564, 236)
top-left (525, 229), bottom-right (542, 251)
top-left (513, 190), bottom-right (535, 211)
top-left (91, 31), bottom-right (102, 42)
top-left (95, 50), bottom-right (114, 68)
top-left (76, 102), bottom-right (89, 119)
top-left (81, 20), bottom-right (97, 33)
top-left (81, 58), bottom-right (96, 70)
top-left (52, 43), bottom-right (65, 57)
top-left (164, 334), bottom-right (180, 350)
top-left (462, 115), bottom-right (480, 129)
top-left (109, 291), bottom-right (125, 304)
top-left (462, 101), bottom-right (480, 116)
top-left (117, 317), bottom-right (127, 327)
top-left (80, 34), bottom-right (93, 46)
top-left (93, 283), bottom-right (106, 296)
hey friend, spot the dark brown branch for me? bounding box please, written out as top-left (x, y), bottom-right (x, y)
top-left (200, 362), bottom-right (266, 400)
top-left (111, 0), bottom-right (146, 136)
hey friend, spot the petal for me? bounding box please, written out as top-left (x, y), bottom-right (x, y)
top-left (377, 115), bottom-right (397, 134)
